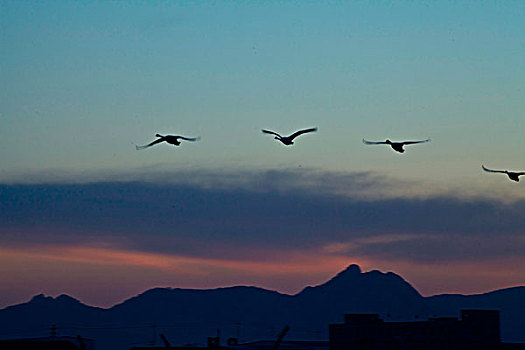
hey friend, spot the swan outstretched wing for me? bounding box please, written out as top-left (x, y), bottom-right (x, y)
top-left (178, 136), bottom-right (201, 142)
top-left (135, 138), bottom-right (164, 150)
top-left (288, 127), bottom-right (318, 140)
top-left (262, 129), bottom-right (282, 138)
top-left (362, 139), bottom-right (387, 145)
top-left (482, 165), bottom-right (506, 174)
top-left (402, 139), bottom-right (431, 145)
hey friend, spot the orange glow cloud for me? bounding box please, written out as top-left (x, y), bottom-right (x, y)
top-left (0, 244), bottom-right (353, 277)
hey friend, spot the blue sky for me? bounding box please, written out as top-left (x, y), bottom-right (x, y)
top-left (2, 1), bottom-right (524, 182)
top-left (1, 1), bottom-right (524, 308)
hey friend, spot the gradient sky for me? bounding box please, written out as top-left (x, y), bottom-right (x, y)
top-left (1, 1), bottom-right (524, 308)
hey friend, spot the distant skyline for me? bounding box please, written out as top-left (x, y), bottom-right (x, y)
top-left (1, 1), bottom-right (524, 308)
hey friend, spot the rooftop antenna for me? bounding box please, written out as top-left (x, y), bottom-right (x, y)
top-left (160, 333), bottom-right (171, 348)
top-left (273, 325), bottom-right (290, 350)
top-left (77, 335), bottom-right (86, 350)
top-left (151, 324), bottom-right (157, 345)
top-left (50, 324), bottom-right (57, 337)
top-left (235, 320), bottom-right (241, 340)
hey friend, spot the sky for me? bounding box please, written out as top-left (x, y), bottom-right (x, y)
top-left (0, 1), bottom-right (524, 309)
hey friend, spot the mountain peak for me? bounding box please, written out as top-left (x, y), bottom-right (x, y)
top-left (324, 263), bottom-right (363, 285)
top-left (29, 293), bottom-right (53, 303)
top-left (297, 264), bottom-right (422, 302)
top-left (56, 294), bottom-right (82, 304)
top-left (340, 264), bottom-right (362, 275)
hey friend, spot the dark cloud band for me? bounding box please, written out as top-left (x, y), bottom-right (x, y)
top-left (1, 168), bottom-right (524, 263)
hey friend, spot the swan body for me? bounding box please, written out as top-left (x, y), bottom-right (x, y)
top-left (136, 134), bottom-right (200, 150)
top-left (262, 127), bottom-right (317, 145)
top-left (362, 138), bottom-right (430, 153)
top-left (482, 165), bottom-right (525, 182)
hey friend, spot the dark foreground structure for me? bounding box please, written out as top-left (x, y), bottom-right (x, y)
top-left (0, 335), bottom-right (94, 350)
top-left (2, 310), bottom-right (523, 350)
top-left (330, 310), bottom-right (524, 350)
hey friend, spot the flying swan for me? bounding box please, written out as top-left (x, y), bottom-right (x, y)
top-left (362, 138), bottom-right (431, 153)
top-left (482, 165), bottom-right (525, 182)
top-left (136, 134), bottom-right (201, 150)
top-left (262, 127), bottom-right (318, 145)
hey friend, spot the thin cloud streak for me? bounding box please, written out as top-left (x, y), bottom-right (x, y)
top-left (0, 245), bottom-right (351, 277)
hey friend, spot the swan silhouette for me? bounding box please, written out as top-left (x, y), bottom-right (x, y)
top-left (362, 138), bottom-right (430, 153)
top-left (482, 165), bottom-right (525, 182)
top-left (262, 127), bottom-right (317, 145)
top-left (136, 134), bottom-right (201, 150)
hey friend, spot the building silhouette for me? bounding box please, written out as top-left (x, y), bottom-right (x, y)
top-left (329, 310), bottom-right (505, 350)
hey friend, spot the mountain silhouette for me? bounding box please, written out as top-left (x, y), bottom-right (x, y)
top-left (110, 286), bottom-right (290, 327)
top-left (0, 265), bottom-right (523, 350)
top-left (293, 264), bottom-right (425, 326)
top-left (297, 264), bottom-right (422, 306)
